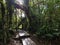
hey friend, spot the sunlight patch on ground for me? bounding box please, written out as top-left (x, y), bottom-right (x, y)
top-left (22, 38), bottom-right (36, 45)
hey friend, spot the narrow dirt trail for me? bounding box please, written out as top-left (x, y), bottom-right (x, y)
top-left (7, 37), bottom-right (40, 45)
top-left (7, 30), bottom-right (40, 45)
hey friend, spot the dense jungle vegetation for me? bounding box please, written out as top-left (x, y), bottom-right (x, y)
top-left (29, 0), bottom-right (60, 39)
top-left (0, 0), bottom-right (60, 44)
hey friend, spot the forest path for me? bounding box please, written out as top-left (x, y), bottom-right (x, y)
top-left (8, 30), bottom-right (40, 45)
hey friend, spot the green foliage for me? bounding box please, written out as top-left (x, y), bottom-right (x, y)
top-left (0, 0), bottom-right (60, 42)
top-left (0, 0), bottom-right (30, 40)
top-left (29, 0), bottom-right (60, 39)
